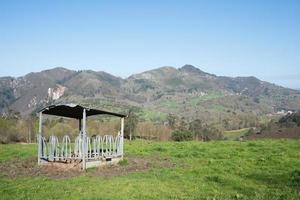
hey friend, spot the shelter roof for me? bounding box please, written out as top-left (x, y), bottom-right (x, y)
top-left (39, 104), bottom-right (126, 119)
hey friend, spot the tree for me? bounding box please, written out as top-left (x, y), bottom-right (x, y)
top-left (167, 114), bottom-right (176, 129)
top-left (202, 126), bottom-right (224, 141)
top-left (222, 119), bottom-right (230, 129)
top-left (25, 113), bottom-right (37, 143)
top-left (177, 117), bottom-right (188, 131)
top-left (188, 119), bottom-right (203, 140)
top-left (48, 123), bottom-right (74, 139)
top-left (125, 108), bottom-right (139, 140)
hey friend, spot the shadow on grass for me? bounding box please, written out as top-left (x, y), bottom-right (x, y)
top-left (245, 170), bottom-right (300, 189)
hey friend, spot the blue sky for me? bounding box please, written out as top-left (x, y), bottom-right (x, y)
top-left (0, 0), bottom-right (299, 88)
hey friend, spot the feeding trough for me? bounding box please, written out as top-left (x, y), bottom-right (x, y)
top-left (37, 104), bottom-right (126, 170)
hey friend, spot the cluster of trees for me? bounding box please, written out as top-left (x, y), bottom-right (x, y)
top-left (118, 110), bottom-right (226, 142)
top-left (136, 122), bottom-right (172, 140)
top-left (278, 112), bottom-right (300, 127)
top-left (259, 111), bottom-right (300, 133)
top-left (221, 114), bottom-right (259, 130)
top-left (0, 113), bottom-right (37, 144)
top-left (0, 111), bottom-right (123, 143)
top-left (0, 110), bottom-right (225, 144)
top-left (1, 108), bottom-right (266, 143)
top-left (123, 112), bottom-right (224, 142)
top-left (168, 114), bottom-right (224, 141)
top-left (255, 111), bottom-right (300, 134)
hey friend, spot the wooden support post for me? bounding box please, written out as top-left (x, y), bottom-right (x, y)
top-left (82, 109), bottom-right (86, 170)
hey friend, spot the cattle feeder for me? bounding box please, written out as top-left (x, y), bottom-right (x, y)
top-left (37, 104), bottom-right (126, 170)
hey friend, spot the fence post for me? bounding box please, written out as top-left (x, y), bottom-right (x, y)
top-left (120, 117), bottom-right (124, 158)
top-left (82, 109), bottom-right (87, 170)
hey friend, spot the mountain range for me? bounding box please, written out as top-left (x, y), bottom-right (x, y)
top-left (1, 65), bottom-right (300, 128)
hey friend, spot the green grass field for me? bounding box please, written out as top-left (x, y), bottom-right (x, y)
top-left (190, 91), bottom-right (224, 106)
top-left (140, 109), bottom-right (168, 121)
top-left (1, 139), bottom-right (300, 200)
top-left (224, 128), bottom-right (251, 140)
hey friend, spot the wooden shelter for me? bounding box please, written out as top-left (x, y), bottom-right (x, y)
top-left (37, 104), bottom-right (126, 170)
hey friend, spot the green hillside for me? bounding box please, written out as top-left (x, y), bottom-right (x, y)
top-left (1, 65), bottom-right (300, 130)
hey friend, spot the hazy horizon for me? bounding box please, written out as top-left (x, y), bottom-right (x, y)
top-left (0, 0), bottom-right (299, 89)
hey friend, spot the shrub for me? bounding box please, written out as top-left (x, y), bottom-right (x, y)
top-left (171, 130), bottom-right (193, 141)
top-left (244, 128), bottom-right (255, 137)
top-left (202, 127), bottom-right (224, 141)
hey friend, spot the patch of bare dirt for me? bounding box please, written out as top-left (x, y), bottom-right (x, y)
top-left (0, 156), bottom-right (174, 179)
top-left (0, 157), bottom-right (82, 179)
top-left (90, 156), bottom-right (174, 177)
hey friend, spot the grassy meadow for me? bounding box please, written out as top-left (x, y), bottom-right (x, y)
top-left (223, 128), bottom-right (251, 140)
top-left (0, 139), bottom-right (300, 200)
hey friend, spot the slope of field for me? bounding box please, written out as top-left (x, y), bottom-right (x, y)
top-left (223, 128), bottom-right (250, 140)
top-left (0, 140), bottom-right (300, 199)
